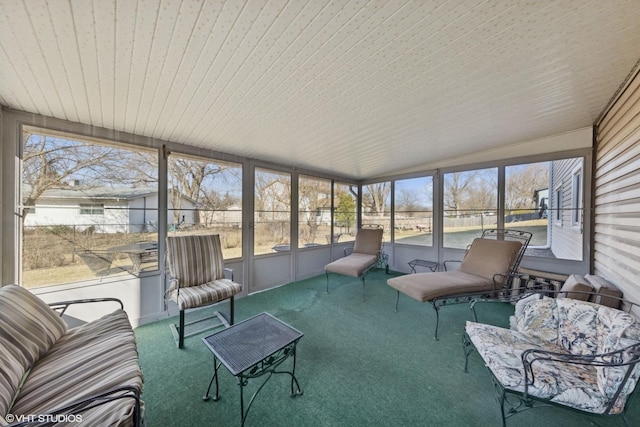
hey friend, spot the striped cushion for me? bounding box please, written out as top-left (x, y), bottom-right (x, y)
top-left (0, 285), bottom-right (67, 370)
top-left (170, 279), bottom-right (242, 310)
top-left (0, 346), bottom-right (25, 419)
top-left (166, 235), bottom-right (225, 288)
top-left (11, 309), bottom-right (142, 424)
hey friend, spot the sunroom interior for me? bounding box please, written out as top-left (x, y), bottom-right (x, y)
top-left (1, 1), bottom-right (640, 424)
top-left (2, 0), bottom-right (640, 323)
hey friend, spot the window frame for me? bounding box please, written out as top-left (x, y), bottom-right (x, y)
top-left (571, 165), bottom-right (583, 228)
top-left (79, 203), bottom-right (105, 215)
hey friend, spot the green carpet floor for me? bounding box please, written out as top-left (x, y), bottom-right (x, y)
top-left (134, 270), bottom-right (640, 426)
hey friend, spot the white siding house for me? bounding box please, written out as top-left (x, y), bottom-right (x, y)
top-left (23, 186), bottom-right (197, 234)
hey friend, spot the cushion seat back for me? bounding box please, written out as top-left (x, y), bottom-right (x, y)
top-left (458, 238), bottom-right (523, 283)
top-left (166, 234), bottom-right (226, 291)
top-left (0, 285), bottom-right (68, 418)
top-left (352, 228), bottom-right (383, 255)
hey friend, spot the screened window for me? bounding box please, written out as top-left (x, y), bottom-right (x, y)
top-left (167, 153), bottom-right (243, 259)
top-left (362, 182), bottom-right (391, 241)
top-left (298, 175), bottom-right (331, 248)
top-left (505, 162), bottom-right (549, 248)
top-left (21, 126), bottom-right (159, 288)
top-left (394, 176), bottom-right (433, 246)
top-left (254, 168), bottom-right (291, 255)
top-left (333, 182), bottom-right (357, 243)
top-left (443, 168), bottom-right (498, 249)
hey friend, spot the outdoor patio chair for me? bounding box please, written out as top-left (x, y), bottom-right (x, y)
top-left (324, 226), bottom-right (386, 301)
top-left (463, 292), bottom-right (640, 426)
top-left (165, 234), bottom-right (242, 348)
top-left (387, 229), bottom-right (532, 339)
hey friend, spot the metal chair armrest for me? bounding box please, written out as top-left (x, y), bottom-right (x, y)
top-left (521, 343), bottom-right (640, 404)
top-left (443, 259), bottom-right (462, 271)
top-left (48, 298), bottom-right (124, 317)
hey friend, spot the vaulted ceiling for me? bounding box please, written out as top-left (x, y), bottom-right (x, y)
top-left (1, 0), bottom-right (640, 179)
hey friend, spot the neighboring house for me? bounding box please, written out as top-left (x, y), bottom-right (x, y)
top-left (550, 158), bottom-right (584, 261)
top-left (201, 203), bottom-right (243, 228)
top-left (23, 185), bottom-right (198, 234)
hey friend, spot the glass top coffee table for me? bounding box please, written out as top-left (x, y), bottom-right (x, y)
top-left (202, 312), bottom-right (304, 426)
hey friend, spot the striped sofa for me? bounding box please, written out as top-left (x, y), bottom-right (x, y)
top-left (0, 285), bottom-right (142, 426)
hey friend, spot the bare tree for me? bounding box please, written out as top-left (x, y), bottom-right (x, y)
top-left (168, 157), bottom-right (235, 225)
top-left (298, 177), bottom-right (331, 244)
top-left (505, 164), bottom-right (549, 210)
top-left (254, 170), bottom-right (291, 220)
top-left (443, 171), bottom-right (478, 216)
top-left (396, 189), bottom-right (421, 215)
top-left (467, 173), bottom-right (497, 211)
top-left (21, 133), bottom-right (136, 223)
top-left (364, 182), bottom-right (390, 216)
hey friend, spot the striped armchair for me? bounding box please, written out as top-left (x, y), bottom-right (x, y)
top-left (166, 234), bottom-right (242, 349)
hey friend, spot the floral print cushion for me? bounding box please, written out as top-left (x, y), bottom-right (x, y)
top-left (467, 298), bottom-right (640, 415)
top-left (515, 297), bottom-right (558, 345)
top-left (556, 298), bottom-right (599, 355)
top-left (595, 306), bottom-right (640, 413)
top-left (466, 321), bottom-right (611, 413)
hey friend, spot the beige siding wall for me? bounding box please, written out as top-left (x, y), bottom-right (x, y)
top-left (550, 157), bottom-right (584, 260)
top-left (594, 68), bottom-right (640, 300)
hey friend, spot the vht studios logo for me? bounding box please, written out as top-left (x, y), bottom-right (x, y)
top-left (5, 413), bottom-right (83, 423)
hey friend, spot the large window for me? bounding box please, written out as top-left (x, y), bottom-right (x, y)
top-left (505, 162), bottom-right (549, 249)
top-left (394, 176), bottom-right (433, 246)
top-left (333, 182), bottom-right (358, 243)
top-left (167, 153), bottom-right (243, 259)
top-left (298, 175), bottom-right (331, 248)
top-left (362, 182), bottom-right (391, 241)
top-left (254, 168), bottom-right (291, 255)
top-left (443, 168), bottom-right (498, 249)
top-left (21, 127), bottom-right (159, 288)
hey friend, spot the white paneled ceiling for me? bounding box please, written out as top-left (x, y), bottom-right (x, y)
top-left (1, 0), bottom-right (640, 179)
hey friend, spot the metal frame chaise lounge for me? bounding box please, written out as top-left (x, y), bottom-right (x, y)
top-left (387, 229), bottom-right (532, 339)
top-left (325, 226), bottom-right (387, 302)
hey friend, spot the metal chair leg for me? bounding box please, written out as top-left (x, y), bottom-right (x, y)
top-left (326, 272), bottom-right (330, 294)
top-left (178, 310), bottom-right (185, 348)
top-left (230, 296), bottom-right (235, 325)
top-left (432, 304), bottom-right (440, 341)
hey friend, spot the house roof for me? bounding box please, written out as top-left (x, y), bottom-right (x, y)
top-left (30, 186), bottom-right (160, 202)
top-left (24, 182), bottom-right (201, 206)
top-left (2, 1), bottom-right (640, 179)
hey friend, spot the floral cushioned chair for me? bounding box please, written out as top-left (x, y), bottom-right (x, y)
top-left (463, 295), bottom-right (640, 426)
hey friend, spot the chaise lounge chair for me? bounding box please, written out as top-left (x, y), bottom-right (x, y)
top-left (325, 226), bottom-right (386, 301)
top-left (387, 229), bottom-right (531, 339)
